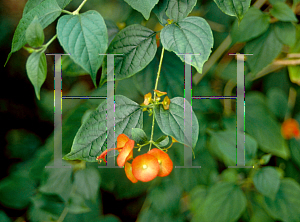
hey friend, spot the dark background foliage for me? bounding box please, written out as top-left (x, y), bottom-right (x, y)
top-left (1, 0), bottom-right (300, 221)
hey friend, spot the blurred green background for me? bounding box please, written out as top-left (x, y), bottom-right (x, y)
top-left (1, 0), bottom-right (300, 221)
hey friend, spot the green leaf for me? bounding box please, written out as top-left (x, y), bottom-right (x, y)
top-left (248, 192), bottom-right (275, 222)
top-left (245, 92), bottom-right (290, 159)
top-left (165, 0), bottom-right (197, 23)
top-left (62, 103), bottom-right (93, 155)
top-left (74, 168), bottom-right (100, 201)
top-left (0, 211), bottom-right (11, 222)
top-left (61, 56), bottom-right (88, 76)
top-left (39, 166), bottom-right (73, 202)
top-left (253, 167), bottom-right (280, 199)
top-left (208, 130), bottom-right (257, 165)
top-left (155, 135), bottom-right (169, 147)
top-left (63, 95), bottom-right (143, 162)
top-left (68, 193), bottom-right (91, 214)
top-left (153, 0), bottom-right (169, 25)
top-left (148, 182), bottom-right (182, 214)
top-left (25, 16), bottom-right (44, 47)
top-left (131, 128), bottom-right (148, 145)
top-left (288, 25), bottom-right (300, 85)
top-left (60, 86), bottom-right (108, 157)
top-left (160, 16), bottom-right (213, 74)
top-left (290, 138), bottom-right (300, 168)
top-left (250, 208), bottom-right (274, 222)
top-left (200, 182), bottom-right (247, 222)
top-left (213, 0), bottom-right (251, 20)
top-left (123, 0), bottom-right (159, 20)
top-left (171, 146), bottom-right (218, 189)
top-left (269, 0), bottom-right (285, 5)
top-left (7, 0), bottom-right (61, 59)
top-left (288, 66), bottom-right (300, 85)
top-left (294, 0), bottom-right (300, 7)
top-left (30, 193), bottom-right (65, 220)
top-left (5, 129), bottom-right (41, 161)
top-left (270, 2), bottom-right (298, 22)
top-left (29, 147), bottom-right (53, 182)
top-left (57, 11), bottom-right (108, 86)
top-left (267, 87), bottom-right (288, 119)
top-left (63, 197), bottom-right (102, 221)
top-left (264, 178), bottom-right (300, 222)
top-left (260, 153), bottom-right (272, 165)
top-left (231, 7), bottom-right (270, 43)
top-left (56, 0), bottom-right (73, 9)
top-left (23, 0), bottom-right (47, 15)
top-left (26, 51), bottom-right (47, 100)
top-left (245, 24), bottom-right (283, 75)
top-left (98, 167), bottom-right (150, 199)
top-left (23, 0), bottom-right (73, 15)
top-left (221, 168), bottom-right (239, 183)
top-left (284, 158), bottom-right (300, 183)
top-left (274, 22), bottom-right (296, 46)
top-left (154, 97), bottom-right (199, 148)
top-left (189, 185), bottom-right (207, 215)
top-left (138, 206), bottom-right (183, 222)
top-left (0, 174), bottom-right (36, 209)
top-left (105, 19), bottom-right (119, 45)
top-left (100, 24), bottom-right (157, 87)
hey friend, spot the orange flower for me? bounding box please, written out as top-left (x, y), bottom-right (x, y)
top-left (96, 147), bottom-right (116, 163)
top-left (97, 134), bottom-right (174, 183)
top-left (131, 154), bottom-right (160, 182)
top-left (162, 96), bottom-right (170, 110)
top-left (281, 118), bottom-right (300, 140)
top-left (125, 162), bottom-right (138, 183)
top-left (116, 133), bottom-right (130, 148)
top-left (147, 148), bottom-right (173, 177)
top-left (143, 92), bottom-right (152, 105)
top-left (96, 133), bottom-right (134, 163)
top-left (117, 139), bottom-right (134, 167)
top-left (154, 89), bottom-right (167, 97)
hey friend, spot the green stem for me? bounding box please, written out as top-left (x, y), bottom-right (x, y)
top-left (57, 205), bottom-right (69, 222)
top-left (285, 87), bottom-right (297, 120)
top-left (62, 9), bottom-right (73, 15)
top-left (137, 142), bottom-right (150, 151)
top-left (149, 47), bottom-right (165, 150)
top-left (44, 34), bottom-right (57, 49)
top-left (140, 104), bottom-right (155, 109)
top-left (153, 47), bottom-right (165, 101)
top-left (73, 0), bottom-right (88, 15)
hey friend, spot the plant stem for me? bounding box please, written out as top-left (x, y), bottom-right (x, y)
top-left (285, 87), bottom-right (297, 120)
top-left (140, 104), bottom-right (155, 109)
top-left (149, 47), bottom-right (165, 150)
top-left (73, 0), bottom-right (88, 15)
top-left (44, 34), bottom-right (57, 48)
top-left (153, 47), bottom-right (165, 101)
top-left (287, 53), bottom-right (300, 58)
top-left (273, 59), bottom-right (300, 66)
top-left (62, 9), bottom-right (73, 15)
top-left (137, 142), bottom-right (150, 151)
top-left (57, 205), bottom-right (69, 222)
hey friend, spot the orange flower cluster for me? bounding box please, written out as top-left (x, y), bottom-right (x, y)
top-left (97, 134), bottom-right (173, 183)
top-left (141, 90), bottom-right (170, 111)
top-left (281, 118), bottom-right (300, 140)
